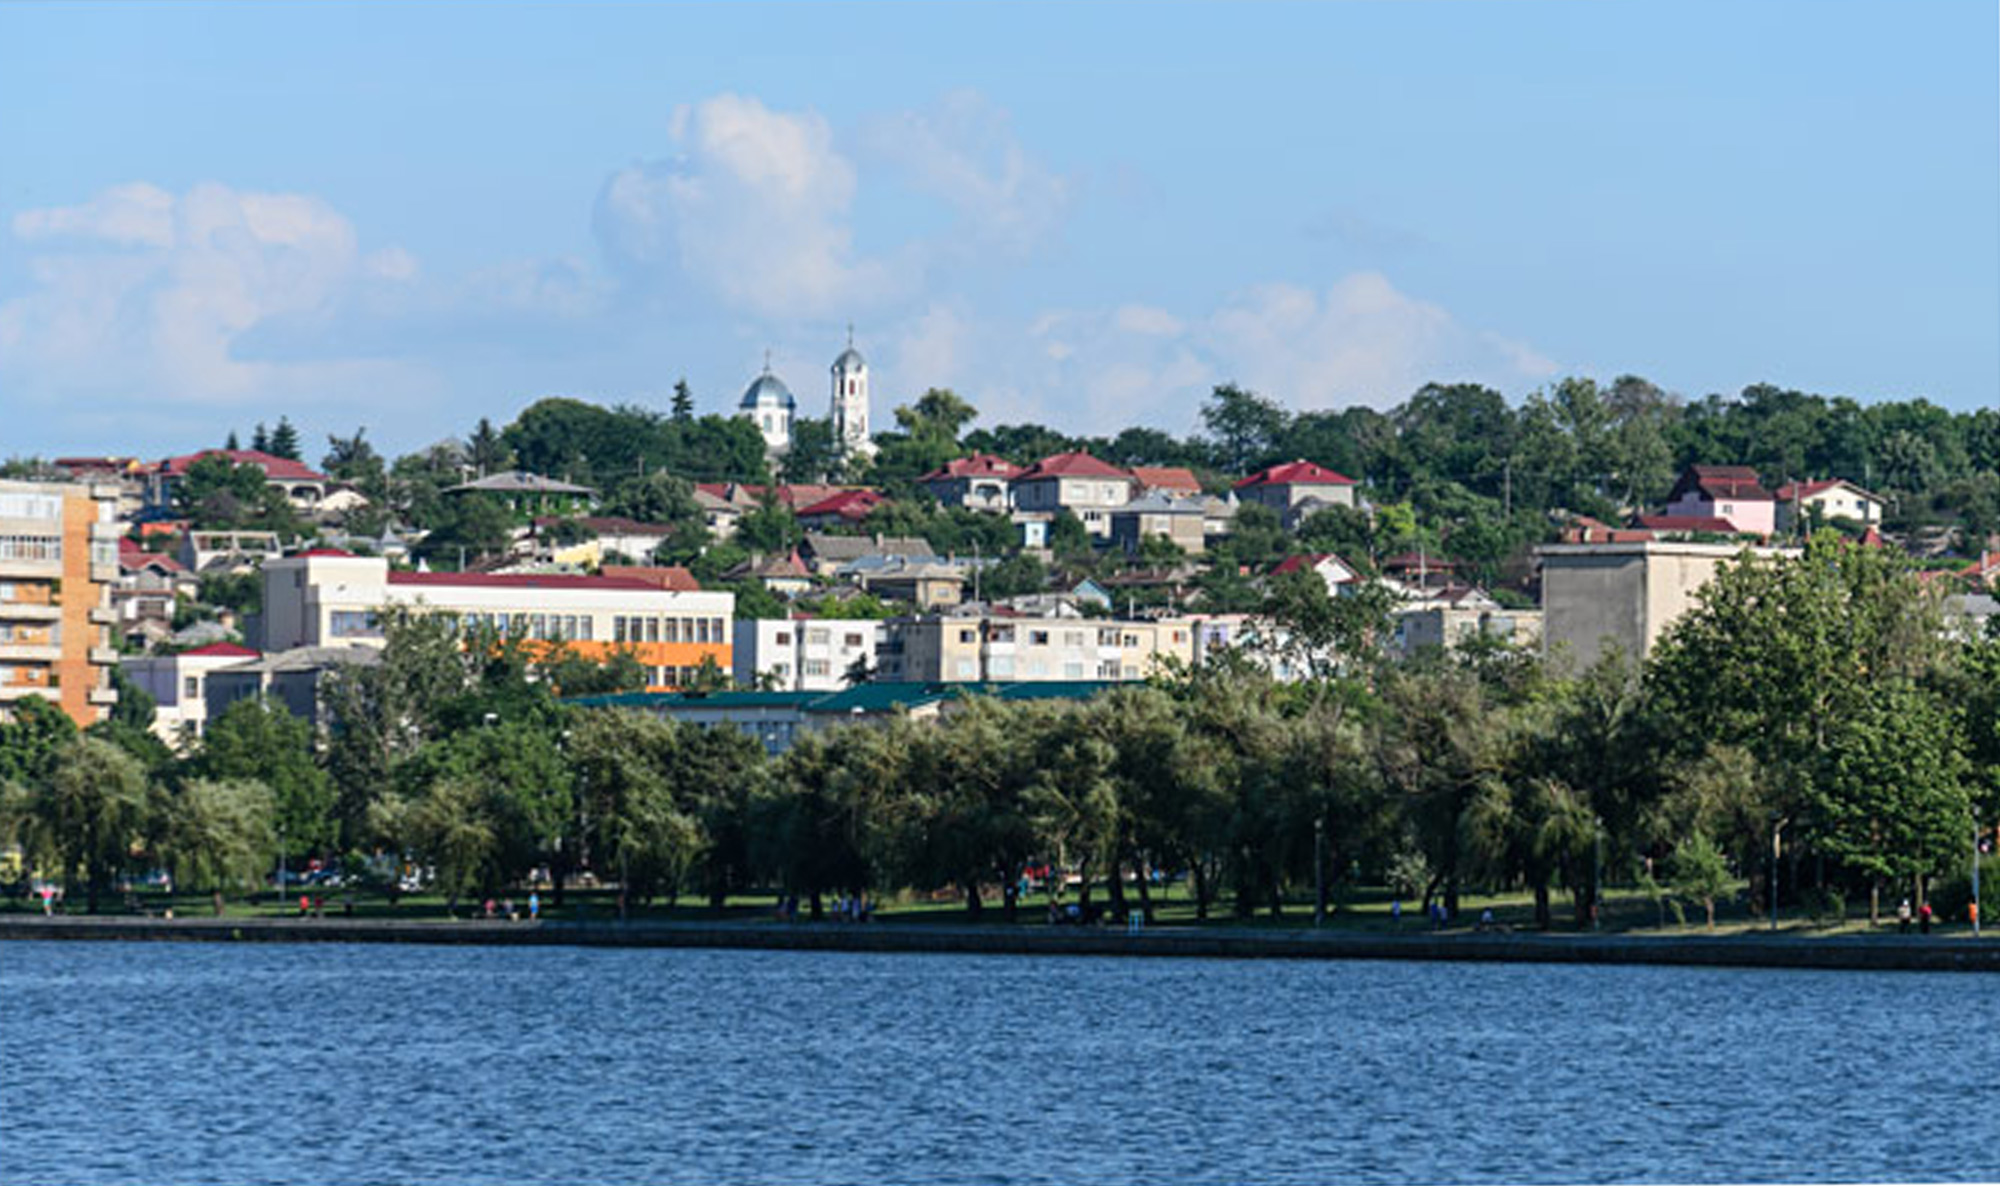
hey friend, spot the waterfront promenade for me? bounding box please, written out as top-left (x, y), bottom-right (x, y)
top-left (5, 913), bottom-right (1997, 973)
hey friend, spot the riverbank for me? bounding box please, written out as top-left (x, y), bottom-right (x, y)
top-left (4, 913), bottom-right (1997, 972)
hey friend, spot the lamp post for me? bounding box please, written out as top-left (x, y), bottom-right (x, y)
top-left (276, 822), bottom-right (286, 912)
top-left (1769, 815), bottom-right (1787, 933)
top-left (1974, 823), bottom-right (1985, 938)
top-left (1313, 817), bottom-right (1325, 928)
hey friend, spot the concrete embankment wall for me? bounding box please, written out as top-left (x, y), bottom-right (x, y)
top-left (4, 915), bottom-right (1999, 973)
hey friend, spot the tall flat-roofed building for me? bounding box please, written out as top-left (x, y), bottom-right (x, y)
top-left (0, 479), bottom-right (122, 726)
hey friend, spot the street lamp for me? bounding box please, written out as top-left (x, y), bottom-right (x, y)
top-left (1769, 815), bottom-right (1787, 933)
top-left (1313, 817), bottom-right (1325, 928)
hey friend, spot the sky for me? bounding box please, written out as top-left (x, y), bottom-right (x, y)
top-left (2, 1), bottom-right (1995, 461)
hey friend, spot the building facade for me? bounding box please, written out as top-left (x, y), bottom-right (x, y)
top-left (0, 480), bottom-right (121, 726)
top-left (1010, 452), bottom-right (1134, 538)
top-left (1537, 539), bottom-right (1793, 670)
top-left (877, 611), bottom-right (1194, 683)
top-left (733, 617), bottom-right (881, 691)
top-left (830, 336), bottom-right (876, 459)
top-left (121, 642), bottom-right (262, 745)
top-left (259, 551), bottom-right (734, 692)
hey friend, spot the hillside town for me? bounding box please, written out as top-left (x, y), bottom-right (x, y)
top-left (4, 336), bottom-right (1997, 749)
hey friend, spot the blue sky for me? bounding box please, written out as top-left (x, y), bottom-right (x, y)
top-left (3, 1), bottom-right (1994, 460)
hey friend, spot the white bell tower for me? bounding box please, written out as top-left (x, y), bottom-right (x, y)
top-left (830, 326), bottom-right (875, 459)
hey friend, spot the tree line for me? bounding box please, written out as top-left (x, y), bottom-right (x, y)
top-left (4, 534), bottom-right (1995, 926)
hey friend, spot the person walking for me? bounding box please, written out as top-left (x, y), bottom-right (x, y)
top-left (1919, 902), bottom-right (1933, 934)
top-left (527, 891), bottom-right (540, 921)
top-left (1897, 898), bottom-right (1912, 933)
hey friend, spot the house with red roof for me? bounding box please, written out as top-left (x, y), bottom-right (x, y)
top-left (1268, 553), bottom-right (1360, 597)
top-left (146, 449), bottom-right (331, 516)
top-left (919, 453), bottom-right (1023, 511)
top-left (113, 537), bottom-right (197, 644)
top-left (1660, 465), bottom-right (1774, 536)
top-left (1129, 466), bottom-right (1203, 497)
top-left (1772, 478), bottom-right (1884, 533)
top-left (794, 489), bottom-right (887, 530)
top-left (1011, 451), bottom-right (1135, 538)
top-left (1233, 460), bottom-right (1357, 524)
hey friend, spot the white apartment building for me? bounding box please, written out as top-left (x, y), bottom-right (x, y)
top-left (878, 611), bottom-right (1194, 683)
top-left (733, 617), bottom-right (881, 691)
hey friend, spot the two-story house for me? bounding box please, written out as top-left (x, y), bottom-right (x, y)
top-left (1010, 451), bottom-right (1133, 538)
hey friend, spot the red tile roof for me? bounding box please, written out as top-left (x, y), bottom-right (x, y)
top-left (386, 571), bottom-right (666, 592)
top-left (795, 490), bottom-right (886, 520)
top-left (1773, 478), bottom-right (1879, 503)
top-left (920, 453), bottom-right (1024, 482)
top-left (1633, 514), bottom-right (1746, 534)
top-left (1379, 552), bottom-right (1458, 572)
top-left (179, 642), bottom-right (260, 658)
top-left (1129, 466), bottom-right (1202, 494)
top-left (297, 547), bottom-right (354, 558)
top-left (156, 449), bottom-right (327, 482)
top-left (1672, 465), bottom-right (1771, 503)
top-left (1017, 451), bottom-right (1130, 481)
top-left (118, 536), bottom-right (187, 572)
top-left (1233, 460), bottom-right (1355, 490)
top-left (1270, 553), bottom-right (1354, 579)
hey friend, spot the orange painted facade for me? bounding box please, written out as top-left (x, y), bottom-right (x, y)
top-left (0, 480), bottom-right (118, 727)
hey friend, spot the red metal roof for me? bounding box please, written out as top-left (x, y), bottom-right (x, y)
top-left (118, 536), bottom-right (187, 572)
top-left (179, 642), bottom-right (261, 658)
top-left (599, 565), bottom-right (702, 591)
top-left (1233, 460), bottom-right (1355, 490)
top-left (1672, 465), bottom-right (1772, 503)
top-left (795, 490), bottom-right (885, 519)
top-left (1773, 478), bottom-right (1878, 503)
top-left (1270, 553), bottom-right (1351, 578)
top-left (156, 449), bottom-right (328, 482)
top-left (297, 547), bottom-right (354, 558)
top-left (1633, 514), bottom-right (1746, 534)
top-left (1017, 451), bottom-right (1130, 481)
top-left (919, 453), bottom-right (1024, 482)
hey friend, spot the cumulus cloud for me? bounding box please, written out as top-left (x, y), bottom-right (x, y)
top-left (859, 89), bottom-right (1071, 257)
top-left (0, 181), bottom-right (433, 421)
top-left (594, 93), bottom-right (916, 320)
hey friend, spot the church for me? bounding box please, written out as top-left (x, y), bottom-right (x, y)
top-left (736, 332), bottom-right (876, 461)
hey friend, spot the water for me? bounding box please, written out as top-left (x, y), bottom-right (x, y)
top-left (1, 941), bottom-right (1992, 1184)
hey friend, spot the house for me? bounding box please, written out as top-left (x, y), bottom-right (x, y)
top-left (1109, 493), bottom-right (1208, 556)
top-left (842, 556), bottom-right (966, 609)
top-left (693, 487), bottom-right (743, 540)
top-left (877, 611), bottom-right (1194, 683)
top-left (1536, 539), bottom-right (1796, 669)
top-left (178, 530), bottom-right (284, 575)
top-left (919, 454), bottom-right (1022, 511)
top-left (444, 471), bottom-right (595, 519)
top-left (1268, 553), bottom-right (1360, 598)
top-left (598, 565), bottom-right (703, 592)
top-left (1630, 514), bottom-right (1751, 538)
top-left (203, 645), bottom-right (380, 729)
top-left (1378, 551), bottom-right (1457, 591)
top-left (1232, 460), bottom-right (1357, 525)
top-left (145, 449), bottom-right (332, 517)
top-left (727, 551), bottom-right (815, 598)
top-left (1660, 465), bottom-right (1774, 536)
top-left (733, 617), bottom-right (881, 691)
top-left (120, 642), bottom-right (260, 746)
top-left (532, 516), bottom-right (679, 565)
top-left (1129, 466), bottom-right (1203, 498)
top-left (794, 489), bottom-right (887, 531)
top-left (1010, 451), bottom-right (1134, 538)
top-left (799, 533), bottom-right (936, 578)
top-left (1392, 586), bottom-right (1542, 655)
top-left (1773, 479), bottom-right (1886, 532)
top-left (114, 537), bottom-right (197, 645)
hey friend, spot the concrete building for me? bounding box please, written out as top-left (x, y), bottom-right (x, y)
top-left (1109, 493), bottom-right (1208, 556)
top-left (920, 454), bottom-right (1023, 511)
top-left (1393, 590), bottom-right (1543, 655)
top-left (733, 617), bottom-right (881, 691)
top-left (1232, 460), bottom-right (1357, 525)
top-left (121, 642), bottom-right (261, 746)
top-left (1537, 539), bottom-right (1793, 669)
top-left (1010, 452), bottom-right (1134, 538)
top-left (877, 611), bottom-right (1194, 683)
top-left (0, 479), bottom-right (121, 726)
top-left (204, 645), bottom-right (381, 728)
top-left (259, 551), bottom-right (733, 692)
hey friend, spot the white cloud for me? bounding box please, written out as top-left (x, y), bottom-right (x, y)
top-left (1112, 304), bottom-right (1183, 337)
top-left (594, 93), bottom-right (915, 320)
top-left (0, 181), bottom-right (434, 422)
top-left (860, 89), bottom-right (1070, 257)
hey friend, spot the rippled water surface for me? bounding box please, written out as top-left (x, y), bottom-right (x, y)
top-left (2, 941), bottom-right (1994, 1184)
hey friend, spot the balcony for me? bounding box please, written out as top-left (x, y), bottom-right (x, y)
top-left (89, 685), bottom-right (119, 706)
top-left (90, 646), bottom-right (121, 666)
top-left (89, 606), bottom-right (116, 625)
top-left (0, 557), bottom-right (61, 580)
top-left (0, 643), bottom-right (60, 662)
top-left (92, 562), bottom-right (120, 584)
top-left (2, 602), bottom-right (62, 621)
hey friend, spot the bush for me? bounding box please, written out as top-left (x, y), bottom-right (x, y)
top-left (1928, 869), bottom-right (2000, 923)
top-left (1802, 886), bottom-right (1846, 925)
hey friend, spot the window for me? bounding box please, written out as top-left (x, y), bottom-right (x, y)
top-left (712, 617), bottom-right (725, 642)
top-left (776, 631), bottom-right (791, 646)
top-left (844, 633), bottom-right (863, 648)
top-left (1029, 630), bottom-right (1049, 646)
top-left (183, 676), bottom-right (198, 699)
top-left (0, 535), bottom-right (60, 562)
top-left (1064, 662), bottom-right (1085, 679)
top-left (647, 617), bottom-right (660, 643)
top-left (1098, 661), bottom-right (1121, 679)
top-left (1123, 634), bottom-right (1139, 648)
top-left (1063, 630), bottom-right (1084, 647)
top-left (662, 617), bottom-right (676, 643)
top-left (804, 659), bottom-right (830, 677)
top-left (697, 618), bottom-right (711, 644)
top-left (614, 616), bottom-right (628, 643)
top-left (957, 628), bottom-right (976, 644)
top-left (531, 614), bottom-right (547, 640)
top-left (807, 628), bottom-right (830, 646)
top-left (329, 611), bottom-right (380, 638)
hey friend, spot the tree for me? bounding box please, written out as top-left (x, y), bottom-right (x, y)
top-left (268, 416), bottom-right (302, 462)
top-left (251, 423), bottom-right (270, 454)
top-left (161, 778), bottom-right (275, 915)
top-left (600, 470), bottom-right (702, 528)
top-left (782, 417), bottom-right (840, 484)
top-left (671, 379), bottom-right (695, 422)
top-left (322, 428), bottom-right (384, 485)
top-left (402, 776), bottom-right (499, 914)
top-left (107, 665), bottom-right (157, 734)
top-left (198, 696), bottom-right (336, 860)
top-left (468, 417), bottom-right (512, 475)
top-left (0, 737), bottom-right (151, 913)
top-left (1671, 831), bottom-right (1733, 928)
top-left (1201, 384), bottom-right (1289, 474)
top-left (416, 494), bottom-right (514, 567)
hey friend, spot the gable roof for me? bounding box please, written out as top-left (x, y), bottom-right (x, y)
top-left (118, 536), bottom-right (187, 573)
top-left (156, 449), bottom-right (327, 483)
top-left (1233, 460), bottom-right (1356, 490)
top-left (598, 565), bottom-right (702, 591)
top-left (1632, 513), bottom-right (1748, 535)
top-left (446, 471), bottom-right (595, 496)
top-left (795, 489), bottom-right (886, 520)
top-left (1772, 478), bottom-right (1882, 504)
top-left (1016, 451), bottom-right (1131, 481)
top-left (1129, 466), bottom-right (1202, 494)
top-left (802, 533), bottom-right (936, 563)
top-left (920, 453), bottom-right (1024, 482)
top-left (1270, 553), bottom-right (1355, 579)
top-left (1670, 465), bottom-right (1772, 503)
top-left (179, 641), bottom-right (261, 659)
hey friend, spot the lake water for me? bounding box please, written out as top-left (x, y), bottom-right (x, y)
top-left (1, 941), bottom-right (1992, 1184)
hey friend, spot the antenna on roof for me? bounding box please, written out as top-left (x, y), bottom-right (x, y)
top-left (763, 349), bottom-right (772, 373)
top-left (847, 322), bottom-right (855, 348)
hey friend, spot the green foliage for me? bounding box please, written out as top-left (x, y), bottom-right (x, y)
top-left (268, 417), bottom-right (301, 462)
top-left (174, 455), bottom-right (299, 533)
top-left (415, 493), bottom-right (514, 567)
top-left (160, 778), bottom-right (275, 913)
top-left (0, 736), bottom-right (151, 913)
top-left (198, 697), bottom-right (336, 859)
top-left (1670, 831), bottom-right (1733, 928)
top-left (502, 398), bottom-right (768, 488)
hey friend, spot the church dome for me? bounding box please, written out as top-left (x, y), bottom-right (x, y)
top-left (833, 346), bottom-right (866, 371)
top-left (739, 370), bottom-right (796, 411)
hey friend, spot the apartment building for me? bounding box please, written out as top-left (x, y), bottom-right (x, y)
top-left (733, 617), bottom-right (881, 691)
top-left (259, 550), bottom-right (733, 691)
top-left (877, 611), bottom-right (1194, 683)
top-left (1537, 539), bottom-right (1795, 669)
top-left (0, 479), bottom-right (121, 726)
top-left (121, 642), bottom-right (261, 745)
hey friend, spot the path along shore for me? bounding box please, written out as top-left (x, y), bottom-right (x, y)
top-left (4, 914), bottom-right (1998, 972)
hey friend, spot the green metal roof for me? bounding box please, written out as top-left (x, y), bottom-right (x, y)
top-left (565, 690), bottom-right (823, 710)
